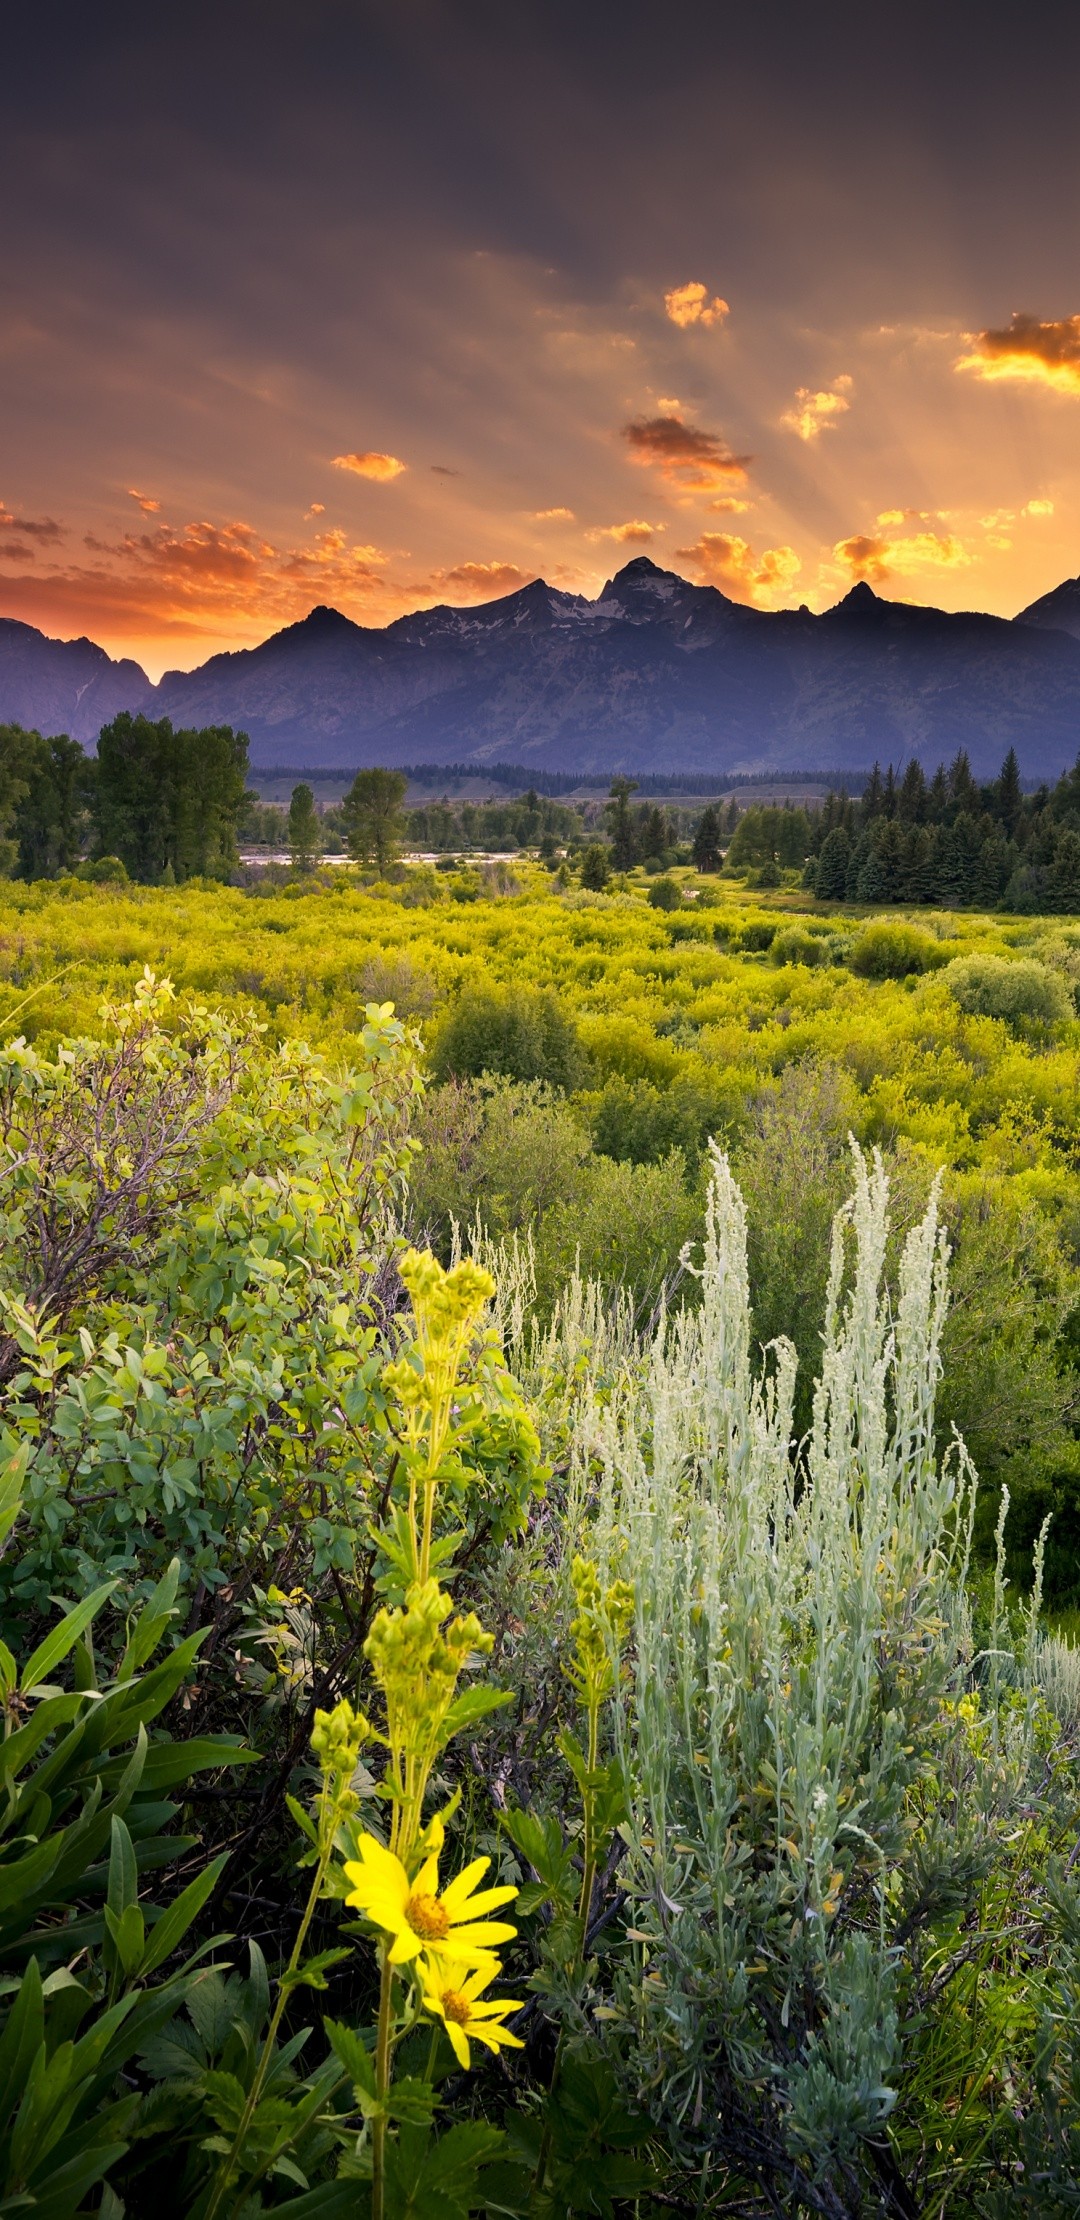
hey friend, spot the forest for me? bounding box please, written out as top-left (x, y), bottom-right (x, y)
top-left (5, 805), bottom-right (1080, 2214)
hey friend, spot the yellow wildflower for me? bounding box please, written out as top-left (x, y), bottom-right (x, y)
top-left (420, 1958), bottom-right (524, 2069)
top-left (343, 1830), bottom-right (518, 1967)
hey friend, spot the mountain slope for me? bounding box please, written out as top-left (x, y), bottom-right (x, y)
top-left (4, 561), bottom-right (1080, 777)
top-left (1017, 575), bottom-right (1080, 643)
top-left (0, 619), bottom-right (152, 743)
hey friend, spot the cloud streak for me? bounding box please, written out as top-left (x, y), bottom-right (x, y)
top-left (0, 501), bottom-right (64, 544)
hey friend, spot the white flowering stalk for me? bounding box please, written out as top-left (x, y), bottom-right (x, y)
top-left (582, 1141), bottom-right (974, 2204)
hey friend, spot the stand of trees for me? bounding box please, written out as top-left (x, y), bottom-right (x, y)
top-left (803, 749), bottom-right (1080, 912)
top-left (0, 716), bottom-right (250, 883)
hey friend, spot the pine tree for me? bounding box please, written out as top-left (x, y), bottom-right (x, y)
top-left (861, 763), bottom-right (884, 823)
top-left (815, 826), bottom-right (851, 900)
top-left (692, 803), bottom-right (723, 871)
top-left (898, 760), bottom-right (927, 825)
top-left (948, 750), bottom-right (979, 818)
top-left (606, 777), bottom-right (640, 869)
top-left (995, 747), bottom-right (1023, 835)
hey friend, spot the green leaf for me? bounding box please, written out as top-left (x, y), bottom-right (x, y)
top-left (107, 1814), bottom-right (139, 1918)
top-left (325, 2016), bottom-right (377, 2097)
top-left (387, 2076), bottom-right (439, 2128)
top-left (137, 1850), bottom-right (230, 1977)
top-left (119, 1555), bottom-right (182, 1677)
top-left (279, 1945), bottom-right (351, 1993)
top-left (384, 2119), bottom-right (508, 2218)
top-left (0, 1439), bottom-right (28, 1549)
top-left (127, 1736), bottom-right (259, 1790)
top-left (436, 1685), bottom-right (514, 1749)
top-left (20, 1580), bottom-right (118, 1694)
top-left (105, 1900), bottom-right (147, 1976)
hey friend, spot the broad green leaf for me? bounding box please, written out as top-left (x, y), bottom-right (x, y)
top-left (436, 1685), bottom-right (513, 1748)
top-left (20, 1580), bottom-right (118, 1694)
top-left (325, 2016), bottom-right (377, 2097)
top-left (0, 1439), bottom-right (28, 1549)
top-left (107, 1814), bottom-right (138, 1918)
top-left (137, 1850), bottom-right (230, 1978)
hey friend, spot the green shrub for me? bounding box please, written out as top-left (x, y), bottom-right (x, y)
top-left (535, 1146), bottom-right (699, 1320)
top-left (589, 1072), bottom-right (731, 1175)
top-left (848, 918), bottom-right (943, 978)
top-left (647, 876), bottom-right (682, 911)
top-left (770, 924), bottom-right (823, 967)
top-left (409, 1077), bottom-right (591, 1247)
top-left (946, 952), bottom-right (1072, 1026)
top-left (76, 853), bottom-right (129, 884)
top-left (739, 918), bottom-right (778, 951)
top-left (410, 1076), bottom-right (699, 1319)
top-left (430, 983), bottom-right (586, 1088)
top-left (579, 842), bottom-right (610, 891)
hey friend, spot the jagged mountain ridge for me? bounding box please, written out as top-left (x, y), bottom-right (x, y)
top-left (0, 618), bottom-right (152, 744)
top-left (4, 560), bottom-right (1080, 777)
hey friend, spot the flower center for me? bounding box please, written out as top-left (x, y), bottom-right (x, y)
top-left (406, 1891), bottom-right (450, 1941)
top-left (440, 1988), bottom-right (472, 2026)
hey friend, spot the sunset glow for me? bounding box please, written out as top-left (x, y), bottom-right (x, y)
top-left (2, 5), bottom-right (1078, 677)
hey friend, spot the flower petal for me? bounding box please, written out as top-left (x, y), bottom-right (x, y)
top-left (447, 1883), bottom-right (519, 1920)
top-left (440, 1857), bottom-right (493, 1914)
top-left (387, 1927), bottom-right (424, 1964)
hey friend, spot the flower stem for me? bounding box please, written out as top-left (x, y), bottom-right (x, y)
top-left (204, 1799), bottom-right (336, 2220)
top-left (372, 1943), bottom-right (395, 2220)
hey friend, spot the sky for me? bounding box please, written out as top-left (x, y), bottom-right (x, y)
top-left (2, 0), bottom-right (1080, 678)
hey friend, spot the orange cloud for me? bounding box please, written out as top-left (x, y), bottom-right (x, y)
top-left (532, 506), bottom-right (575, 521)
top-left (781, 375), bottom-right (853, 442)
top-left (0, 510), bottom-right (396, 655)
top-left (675, 532), bottom-right (800, 607)
top-left (622, 413), bottom-right (751, 493)
top-left (586, 519), bottom-right (665, 543)
top-left (332, 450), bottom-right (408, 480)
top-left (127, 488), bottom-right (161, 515)
top-left (834, 523), bottom-right (972, 584)
top-left (956, 312), bottom-right (1080, 397)
top-left (664, 281), bottom-right (729, 330)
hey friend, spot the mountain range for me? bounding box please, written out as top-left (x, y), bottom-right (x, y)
top-left (3, 559), bottom-right (1080, 780)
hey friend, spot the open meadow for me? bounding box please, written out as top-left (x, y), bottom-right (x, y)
top-left (5, 862), bottom-right (1080, 2212)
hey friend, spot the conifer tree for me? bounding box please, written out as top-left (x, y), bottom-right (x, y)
top-left (692, 803), bottom-right (723, 871)
top-left (606, 776), bottom-right (640, 869)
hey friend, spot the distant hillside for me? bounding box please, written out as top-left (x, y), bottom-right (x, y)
top-left (4, 560), bottom-right (1080, 778)
top-left (0, 619), bottom-right (152, 743)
